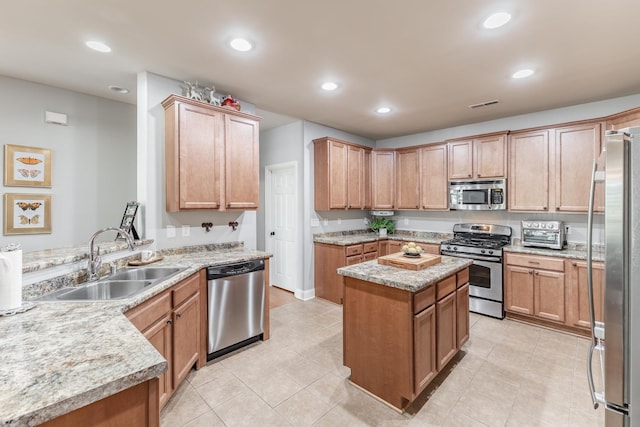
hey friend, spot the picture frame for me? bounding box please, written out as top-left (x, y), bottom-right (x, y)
top-left (4, 144), bottom-right (52, 187)
top-left (117, 201), bottom-right (140, 240)
top-left (3, 193), bottom-right (52, 235)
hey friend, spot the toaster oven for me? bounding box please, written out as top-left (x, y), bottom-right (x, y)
top-left (521, 220), bottom-right (565, 250)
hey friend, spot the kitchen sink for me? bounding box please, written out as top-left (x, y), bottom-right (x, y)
top-left (108, 267), bottom-right (182, 281)
top-left (38, 266), bottom-right (186, 301)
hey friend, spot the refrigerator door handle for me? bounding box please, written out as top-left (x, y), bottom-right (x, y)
top-left (586, 159), bottom-right (601, 409)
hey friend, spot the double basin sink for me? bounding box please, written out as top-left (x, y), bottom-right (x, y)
top-left (39, 266), bottom-right (186, 301)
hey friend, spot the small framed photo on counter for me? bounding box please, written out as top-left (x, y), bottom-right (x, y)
top-left (118, 201), bottom-right (139, 240)
top-left (3, 193), bottom-right (52, 235)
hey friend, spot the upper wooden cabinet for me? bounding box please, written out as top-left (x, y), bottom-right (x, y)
top-left (395, 144), bottom-right (448, 211)
top-left (447, 133), bottom-right (507, 180)
top-left (509, 121), bottom-right (603, 213)
top-left (162, 95), bottom-right (260, 212)
top-left (314, 137), bottom-right (371, 210)
top-left (395, 148), bottom-right (421, 209)
top-left (606, 107), bottom-right (640, 131)
top-left (371, 150), bottom-right (395, 210)
top-left (421, 144), bottom-right (449, 210)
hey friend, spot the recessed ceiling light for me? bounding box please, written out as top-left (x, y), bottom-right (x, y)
top-left (376, 107), bottom-right (392, 114)
top-left (108, 85), bottom-right (129, 94)
top-left (85, 40), bottom-right (111, 53)
top-left (483, 12), bottom-right (511, 29)
top-left (230, 38), bottom-right (253, 52)
top-left (321, 82), bottom-right (339, 91)
top-left (512, 69), bottom-right (535, 79)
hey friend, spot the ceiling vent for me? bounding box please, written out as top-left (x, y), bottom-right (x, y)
top-left (468, 99), bottom-right (500, 109)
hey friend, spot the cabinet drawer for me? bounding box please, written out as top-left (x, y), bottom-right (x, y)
top-left (363, 252), bottom-right (377, 262)
top-left (505, 254), bottom-right (564, 272)
top-left (345, 244), bottom-right (363, 256)
top-left (172, 273), bottom-right (200, 307)
top-left (414, 285), bottom-right (436, 314)
top-left (346, 255), bottom-right (363, 265)
top-left (126, 291), bottom-right (172, 332)
top-left (436, 275), bottom-right (457, 300)
top-left (363, 242), bottom-right (378, 253)
top-left (457, 268), bottom-right (469, 288)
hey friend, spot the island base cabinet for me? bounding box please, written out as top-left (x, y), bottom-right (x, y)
top-left (343, 267), bottom-right (469, 411)
top-left (40, 379), bottom-right (159, 427)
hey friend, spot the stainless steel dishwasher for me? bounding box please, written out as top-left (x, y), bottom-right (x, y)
top-left (207, 259), bottom-right (265, 360)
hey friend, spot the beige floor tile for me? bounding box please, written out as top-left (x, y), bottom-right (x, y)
top-left (280, 353), bottom-right (333, 387)
top-left (194, 370), bottom-right (252, 408)
top-left (306, 372), bottom-right (358, 405)
top-left (568, 406), bottom-right (605, 427)
top-left (243, 367), bottom-right (305, 407)
top-left (160, 382), bottom-right (210, 427)
top-left (181, 410), bottom-right (226, 427)
top-left (210, 388), bottom-right (271, 425)
top-left (506, 388), bottom-right (570, 427)
top-left (312, 404), bottom-right (371, 427)
top-left (187, 360), bottom-right (228, 388)
top-left (275, 388), bottom-right (335, 426)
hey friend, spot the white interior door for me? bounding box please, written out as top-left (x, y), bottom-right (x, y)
top-left (265, 162), bottom-right (298, 293)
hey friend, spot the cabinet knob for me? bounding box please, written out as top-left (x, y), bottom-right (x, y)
top-left (528, 270), bottom-right (533, 274)
top-left (468, 174), bottom-right (472, 178)
top-left (167, 319), bottom-right (173, 325)
top-left (572, 262), bottom-right (577, 266)
top-left (556, 207), bottom-right (560, 211)
top-left (270, 231), bottom-right (275, 236)
top-left (543, 206), bottom-right (548, 210)
top-left (477, 173), bottom-right (481, 178)
top-left (416, 205), bottom-right (419, 209)
top-left (176, 313), bottom-right (182, 318)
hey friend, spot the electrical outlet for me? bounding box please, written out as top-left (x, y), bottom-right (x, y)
top-left (182, 225), bottom-right (190, 237)
top-left (166, 225), bottom-right (176, 238)
top-left (404, 218), bottom-right (409, 226)
top-left (311, 218), bottom-right (320, 227)
top-left (338, 218), bottom-right (341, 225)
top-left (323, 219), bottom-right (329, 226)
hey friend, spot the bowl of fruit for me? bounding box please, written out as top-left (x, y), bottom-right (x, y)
top-left (401, 242), bottom-right (423, 257)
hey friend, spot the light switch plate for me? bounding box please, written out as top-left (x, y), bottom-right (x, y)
top-left (404, 218), bottom-right (409, 225)
top-left (166, 225), bottom-right (176, 238)
top-left (311, 218), bottom-right (320, 227)
top-left (323, 219), bottom-right (329, 226)
top-left (182, 225), bottom-right (190, 237)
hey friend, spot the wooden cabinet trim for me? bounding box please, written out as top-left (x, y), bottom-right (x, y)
top-left (456, 268), bottom-right (469, 288)
top-left (436, 275), bottom-right (457, 300)
top-left (414, 285), bottom-right (436, 315)
top-left (363, 242), bottom-right (378, 253)
top-left (172, 273), bottom-right (200, 307)
top-left (126, 291), bottom-right (172, 333)
top-left (505, 253), bottom-right (565, 272)
top-left (346, 244), bottom-right (363, 256)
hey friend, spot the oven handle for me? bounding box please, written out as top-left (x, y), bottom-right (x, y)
top-left (440, 251), bottom-right (501, 263)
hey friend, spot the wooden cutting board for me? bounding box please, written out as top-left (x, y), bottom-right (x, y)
top-left (377, 252), bottom-right (441, 270)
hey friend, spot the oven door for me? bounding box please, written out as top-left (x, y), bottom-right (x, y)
top-left (468, 259), bottom-right (503, 302)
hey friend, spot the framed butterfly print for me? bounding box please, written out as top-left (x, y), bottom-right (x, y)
top-left (3, 193), bottom-right (52, 235)
top-left (4, 144), bottom-right (52, 187)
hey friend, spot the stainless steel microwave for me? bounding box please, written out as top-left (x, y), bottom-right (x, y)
top-left (449, 179), bottom-right (506, 210)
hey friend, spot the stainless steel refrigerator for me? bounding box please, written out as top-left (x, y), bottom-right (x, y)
top-left (587, 127), bottom-right (640, 426)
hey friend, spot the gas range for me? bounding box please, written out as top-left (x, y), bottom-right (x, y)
top-left (440, 224), bottom-right (512, 261)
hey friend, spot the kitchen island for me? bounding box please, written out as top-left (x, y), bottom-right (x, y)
top-left (337, 255), bottom-right (472, 412)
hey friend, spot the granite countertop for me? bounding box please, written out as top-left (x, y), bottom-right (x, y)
top-left (504, 243), bottom-right (604, 262)
top-left (337, 255), bottom-right (473, 292)
top-left (314, 230), bottom-right (452, 246)
top-left (1, 247), bottom-right (272, 427)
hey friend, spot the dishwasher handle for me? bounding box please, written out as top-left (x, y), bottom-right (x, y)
top-left (207, 259), bottom-right (265, 279)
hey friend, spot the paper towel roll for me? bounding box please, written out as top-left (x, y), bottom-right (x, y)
top-left (0, 249), bottom-right (22, 310)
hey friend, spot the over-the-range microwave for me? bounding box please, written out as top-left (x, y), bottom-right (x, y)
top-left (449, 179), bottom-right (506, 210)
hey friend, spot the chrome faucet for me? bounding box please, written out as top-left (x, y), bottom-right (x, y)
top-left (87, 227), bottom-right (136, 281)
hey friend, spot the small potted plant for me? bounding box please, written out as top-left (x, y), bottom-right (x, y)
top-left (370, 217), bottom-right (395, 237)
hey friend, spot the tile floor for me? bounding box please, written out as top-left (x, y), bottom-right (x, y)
top-left (160, 289), bottom-right (605, 426)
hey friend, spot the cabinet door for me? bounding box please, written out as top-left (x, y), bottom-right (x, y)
top-left (554, 123), bottom-right (602, 212)
top-left (395, 149), bottom-right (421, 209)
top-left (422, 243), bottom-right (441, 255)
top-left (347, 145), bottom-right (364, 209)
top-left (456, 283), bottom-right (470, 348)
top-left (388, 241), bottom-right (403, 254)
top-left (448, 140), bottom-right (473, 180)
top-left (508, 130), bottom-right (550, 211)
top-left (421, 144), bottom-right (448, 210)
top-left (504, 265), bottom-right (534, 315)
top-left (378, 240), bottom-right (389, 256)
top-left (414, 304), bottom-right (437, 393)
top-left (144, 314), bottom-right (173, 409)
top-left (534, 270), bottom-right (565, 322)
top-left (436, 291), bottom-right (457, 371)
top-left (225, 114), bottom-right (260, 209)
top-left (475, 134), bottom-right (507, 179)
top-left (173, 293), bottom-right (200, 387)
top-left (568, 260), bottom-right (604, 329)
top-left (371, 151), bottom-right (395, 209)
top-left (363, 150), bottom-right (372, 209)
top-left (314, 243), bottom-right (346, 304)
top-left (176, 102), bottom-right (223, 210)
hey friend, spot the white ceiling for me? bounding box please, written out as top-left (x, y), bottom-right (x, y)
top-left (2, 1), bottom-right (639, 139)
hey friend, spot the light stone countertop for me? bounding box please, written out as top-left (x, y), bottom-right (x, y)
top-left (313, 230), bottom-right (452, 246)
top-left (0, 247), bottom-right (272, 427)
top-left (337, 255), bottom-right (473, 292)
top-left (504, 243), bottom-right (605, 262)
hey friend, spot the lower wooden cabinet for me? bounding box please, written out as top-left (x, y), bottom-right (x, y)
top-left (505, 254), bottom-right (565, 324)
top-left (315, 242), bottom-right (377, 304)
top-left (126, 272), bottom-right (203, 409)
top-left (456, 282), bottom-right (470, 348)
top-left (413, 304), bottom-right (436, 392)
top-left (436, 290), bottom-right (457, 371)
top-left (566, 260), bottom-right (604, 329)
top-left (504, 252), bottom-right (604, 335)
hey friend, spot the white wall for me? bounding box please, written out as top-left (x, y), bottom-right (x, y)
top-left (0, 76), bottom-right (136, 252)
top-left (137, 72), bottom-right (259, 250)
